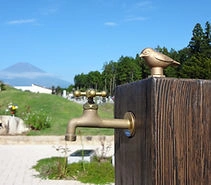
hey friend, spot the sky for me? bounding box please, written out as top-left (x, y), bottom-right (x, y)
top-left (0, 0), bottom-right (210, 84)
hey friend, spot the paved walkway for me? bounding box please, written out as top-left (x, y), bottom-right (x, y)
top-left (0, 136), bottom-right (114, 185)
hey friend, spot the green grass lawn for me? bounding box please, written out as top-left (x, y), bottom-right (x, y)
top-left (33, 156), bottom-right (114, 184)
top-left (0, 86), bottom-right (114, 136)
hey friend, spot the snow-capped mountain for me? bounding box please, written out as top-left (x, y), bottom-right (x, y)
top-left (0, 62), bottom-right (71, 88)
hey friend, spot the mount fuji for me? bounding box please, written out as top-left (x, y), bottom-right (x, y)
top-left (0, 62), bottom-right (71, 88)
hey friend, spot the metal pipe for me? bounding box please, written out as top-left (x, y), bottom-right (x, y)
top-left (65, 109), bottom-right (134, 141)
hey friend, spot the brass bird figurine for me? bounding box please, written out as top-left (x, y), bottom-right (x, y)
top-left (139, 48), bottom-right (180, 77)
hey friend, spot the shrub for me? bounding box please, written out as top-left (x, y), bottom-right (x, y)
top-left (33, 157), bottom-right (114, 184)
top-left (23, 110), bottom-right (51, 130)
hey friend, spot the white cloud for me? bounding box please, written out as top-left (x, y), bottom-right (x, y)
top-left (0, 71), bottom-right (55, 79)
top-left (135, 1), bottom-right (155, 11)
top-left (7, 19), bottom-right (36, 25)
top-left (104, 22), bottom-right (118, 26)
top-left (40, 7), bottom-right (58, 15)
top-left (124, 16), bottom-right (148, 22)
top-left (136, 1), bottom-right (152, 8)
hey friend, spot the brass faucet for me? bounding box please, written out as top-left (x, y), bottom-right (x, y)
top-left (65, 89), bottom-right (136, 141)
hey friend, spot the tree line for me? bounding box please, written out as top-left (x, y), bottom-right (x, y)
top-left (73, 21), bottom-right (211, 96)
top-left (1, 22), bottom-right (209, 96)
top-left (1, 22), bottom-right (210, 96)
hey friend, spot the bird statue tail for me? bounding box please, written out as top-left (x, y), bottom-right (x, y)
top-left (172, 60), bottom-right (180, 66)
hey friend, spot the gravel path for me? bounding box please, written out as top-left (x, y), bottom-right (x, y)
top-left (0, 136), bottom-right (114, 185)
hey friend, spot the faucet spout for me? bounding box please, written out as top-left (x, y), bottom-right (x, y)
top-left (65, 109), bottom-right (101, 141)
top-left (65, 109), bottom-right (135, 141)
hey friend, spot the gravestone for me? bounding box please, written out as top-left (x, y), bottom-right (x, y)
top-left (0, 115), bottom-right (29, 135)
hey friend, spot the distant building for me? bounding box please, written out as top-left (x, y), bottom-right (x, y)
top-left (14, 84), bottom-right (52, 94)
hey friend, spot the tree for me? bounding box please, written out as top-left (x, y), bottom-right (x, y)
top-left (181, 55), bottom-right (208, 79)
top-left (51, 86), bottom-right (56, 94)
top-left (137, 54), bottom-right (150, 78)
top-left (56, 86), bottom-right (62, 95)
top-left (203, 21), bottom-right (211, 58)
top-left (66, 84), bottom-right (75, 93)
top-left (0, 81), bottom-right (6, 91)
top-left (116, 56), bottom-right (141, 85)
top-left (181, 22), bottom-right (211, 79)
top-left (72, 21), bottom-right (211, 87)
top-left (188, 23), bottom-right (204, 54)
top-left (87, 71), bottom-right (102, 90)
top-left (74, 73), bottom-right (88, 90)
top-left (155, 47), bottom-right (181, 77)
top-left (74, 71), bottom-right (103, 91)
top-left (102, 61), bottom-right (117, 96)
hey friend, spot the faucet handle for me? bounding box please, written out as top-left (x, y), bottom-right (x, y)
top-left (74, 89), bottom-right (107, 98)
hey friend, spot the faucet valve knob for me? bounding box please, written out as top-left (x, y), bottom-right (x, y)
top-left (74, 89), bottom-right (107, 98)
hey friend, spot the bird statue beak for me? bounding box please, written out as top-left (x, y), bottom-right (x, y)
top-left (139, 53), bottom-right (144, 58)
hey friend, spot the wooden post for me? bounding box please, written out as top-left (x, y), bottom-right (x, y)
top-left (114, 78), bottom-right (211, 185)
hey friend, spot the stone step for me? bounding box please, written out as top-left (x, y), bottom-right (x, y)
top-left (0, 135), bottom-right (114, 145)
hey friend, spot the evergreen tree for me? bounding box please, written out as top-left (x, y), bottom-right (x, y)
top-left (203, 21), bottom-right (211, 58)
top-left (181, 22), bottom-right (211, 79)
top-left (181, 55), bottom-right (209, 79)
top-left (188, 23), bottom-right (204, 54)
top-left (204, 21), bottom-right (211, 47)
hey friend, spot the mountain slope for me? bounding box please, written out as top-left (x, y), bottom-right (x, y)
top-left (0, 62), bottom-right (71, 87)
top-left (3, 62), bottom-right (45, 73)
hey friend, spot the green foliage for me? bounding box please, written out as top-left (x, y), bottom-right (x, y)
top-left (0, 81), bottom-right (6, 91)
top-left (188, 23), bottom-right (205, 54)
top-left (74, 73), bottom-right (89, 91)
top-left (181, 21), bottom-right (211, 79)
top-left (116, 56), bottom-right (142, 84)
top-left (23, 110), bottom-right (51, 130)
top-left (33, 157), bottom-right (114, 184)
top-left (75, 56), bottom-right (142, 96)
top-left (69, 160), bottom-right (114, 184)
top-left (181, 54), bottom-right (211, 79)
top-left (88, 71), bottom-right (103, 90)
top-left (74, 71), bottom-right (104, 91)
top-left (102, 61), bottom-right (118, 96)
top-left (135, 54), bottom-right (150, 79)
top-left (33, 157), bottom-right (68, 180)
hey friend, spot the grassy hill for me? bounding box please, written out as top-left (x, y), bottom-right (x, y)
top-left (0, 86), bottom-right (114, 136)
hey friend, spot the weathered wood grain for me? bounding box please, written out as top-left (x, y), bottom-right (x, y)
top-left (114, 78), bottom-right (211, 185)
